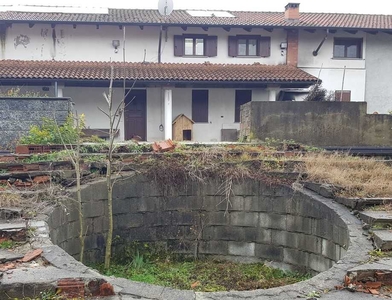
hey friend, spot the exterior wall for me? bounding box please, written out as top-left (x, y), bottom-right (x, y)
top-left (365, 32), bottom-right (392, 114)
top-left (3, 23), bottom-right (286, 65)
top-left (240, 101), bottom-right (392, 146)
top-left (0, 97), bottom-right (70, 148)
top-left (298, 29), bottom-right (366, 103)
top-left (49, 176), bottom-right (348, 273)
top-left (62, 86), bottom-right (269, 142)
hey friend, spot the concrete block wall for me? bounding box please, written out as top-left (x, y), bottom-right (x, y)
top-left (47, 176), bottom-right (349, 273)
top-left (0, 97), bottom-right (71, 149)
top-left (239, 101), bottom-right (392, 147)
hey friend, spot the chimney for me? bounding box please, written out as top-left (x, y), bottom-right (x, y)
top-left (285, 3), bottom-right (300, 21)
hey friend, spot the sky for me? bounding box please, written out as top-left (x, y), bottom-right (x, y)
top-left (2, 0), bottom-right (392, 15)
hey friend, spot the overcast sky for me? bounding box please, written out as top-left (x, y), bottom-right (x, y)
top-left (3, 0), bottom-right (392, 15)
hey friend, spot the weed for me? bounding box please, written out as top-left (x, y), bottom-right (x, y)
top-left (0, 240), bottom-right (15, 249)
top-left (306, 290), bottom-right (321, 299)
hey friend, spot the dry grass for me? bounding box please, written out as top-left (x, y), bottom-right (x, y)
top-left (300, 153), bottom-right (392, 198)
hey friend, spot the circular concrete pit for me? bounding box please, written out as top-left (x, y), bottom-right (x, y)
top-left (44, 176), bottom-right (371, 299)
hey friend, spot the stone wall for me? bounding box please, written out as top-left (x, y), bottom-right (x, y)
top-left (0, 97), bottom-right (71, 149)
top-left (48, 175), bottom-right (349, 274)
top-left (240, 102), bottom-right (392, 146)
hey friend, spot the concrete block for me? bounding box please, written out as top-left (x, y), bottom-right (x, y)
top-left (312, 219), bottom-right (333, 240)
top-left (115, 213), bottom-right (144, 229)
top-left (359, 211), bottom-right (392, 226)
top-left (205, 212), bottom-right (229, 226)
top-left (138, 197), bottom-right (159, 212)
top-left (373, 230), bottom-right (392, 250)
top-left (82, 201), bottom-right (104, 218)
top-left (199, 241), bottom-right (228, 255)
top-left (243, 196), bottom-right (272, 212)
top-left (203, 195), bottom-right (230, 211)
top-left (256, 228), bottom-right (272, 244)
top-left (165, 196), bottom-right (202, 211)
top-left (322, 239), bottom-right (338, 260)
top-left (171, 211), bottom-right (197, 226)
top-left (255, 244), bottom-right (283, 261)
top-left (228, 242), bottom-right (255, 256)
top-left (298, 234), bottom-right (322, 254)
top-left (283, 248), bottom-right (309, 266)
top-left (271, 230), bottom-right (299, 249)
top-left (143, 212), bottom-right (172, 227)
top-left (127, 227), bottom-right (157, 242)
top-left (232, 180), bottom-right (259, 196)
top-left (259, 213), bottom-right (286, 230)
top-left (309, 253), bottom-right (331, 273)
top-left (230, 212), bottom-right (258, 227)
top-left (286, 215), bottom-right (313, 234)
top-left (142, 182), bottom-right (161, 197)
top-left (230, 196), bottom-right (245, 211)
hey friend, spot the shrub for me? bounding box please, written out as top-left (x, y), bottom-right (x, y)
top-left (304, 84), bottom-right (334, 102)
top-left (19, 114), bottom-right (85, 145)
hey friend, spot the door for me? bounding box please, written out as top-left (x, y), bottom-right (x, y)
top-left (124, 89), bottom-right (147, 141)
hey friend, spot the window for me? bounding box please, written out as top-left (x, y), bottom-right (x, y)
top-left (192, 90), bottom-right (209, 122)
top-left (174, 35), bottom-right (217, 57)
top-left (335, 90), bottom-right (351, 102)
top-left (229, 36), bottom-right (271, 57)
top-left (235, 90), bottom-right (252, 122)
top-left (333, 38), bottom-right (363, 59)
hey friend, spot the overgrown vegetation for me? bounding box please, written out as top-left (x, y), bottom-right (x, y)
top-left (19, 115), bottom-right (85, 145)
top-left (0, 87), bottom-right (48, 98)
top-left (300, 153), bottom-right (392, 198)
top-left (96, 256), bottom-right (309, 292)
top-left (304, 84), bottom-right (334, 102)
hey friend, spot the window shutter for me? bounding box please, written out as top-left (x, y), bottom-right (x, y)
top-left (174, 35), bottom-right (184, 57)
top-left (335, 90), bottom-right (351, 102)
top-left (259, 37), bottom-right (271, 57)
top-left (228, 36), bottom-right (238, 57)
top-left (205, 36), bottom-right (218, 57)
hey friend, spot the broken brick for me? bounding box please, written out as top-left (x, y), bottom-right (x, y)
top-left (22, 249), bottom-right (43, 262)
top-left (99, 282), bottom-right (115, 296)
top-left (365, 282), bottom-right (382, 289)
top-left (57, 278), bottom-right (85, 298)
top-left (0, 156), bottom-right (15, 162)
top-left (33, 175), bottom-right (50, 184)
top-left (15, 145), bottom-right (29, 155)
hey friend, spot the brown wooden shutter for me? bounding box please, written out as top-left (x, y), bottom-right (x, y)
top-left (192, 90), bottom-right (209, 123)
top-left (335, 90), bottom-right (351, 102)
top-left (205, 36), bottom-right (218, 57)
top-left (228, 36), bottom-right (238, 57)
top-left (174, 35), bottom-right (184, 56)
top-left (259, 37), bottom-right (271, 57)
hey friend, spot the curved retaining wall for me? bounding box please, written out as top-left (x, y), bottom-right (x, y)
top-left (48, 175), bottom-right (349, 274)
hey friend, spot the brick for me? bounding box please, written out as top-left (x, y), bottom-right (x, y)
top-left (22, 248), bottom-right (43, 262)
top-left (228, 242), bottom-right (255, 256)
top-left (230, 212), bottom-right (258, 227)
top-left (57, 278), bottom-right (85, 298)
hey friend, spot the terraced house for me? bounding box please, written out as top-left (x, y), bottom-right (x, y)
top-left (0, 3), bottom-right (391, 142)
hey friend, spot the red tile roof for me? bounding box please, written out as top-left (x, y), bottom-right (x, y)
top-left (1, 9), bottom-right (392, 30)
top-left (0, 60), bottom-right (317, 83)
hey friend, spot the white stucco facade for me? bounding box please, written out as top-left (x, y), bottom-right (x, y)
top-left (2, 24), bottom-right (287, 65)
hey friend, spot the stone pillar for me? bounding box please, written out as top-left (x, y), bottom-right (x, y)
top-left (164, 89), bottom-right (173, 140)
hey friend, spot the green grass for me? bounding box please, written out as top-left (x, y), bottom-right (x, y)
top-left (0, 240), bottom-right (15, 249)
top-left (95, 258), bottom-right (310, 292)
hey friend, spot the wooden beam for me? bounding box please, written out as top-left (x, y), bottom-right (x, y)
top-left (304, 29), bottom-right (316, 33)
top-left (51, 24), bottom-right (56, 29)
top-left (263, 27), bottom-right (273, 33)
top-left (364, 30), bottom-right (378, 35)
top-left (202, 26), bottom-right (209, 31)
top-left (181, 26), bottom-right (187, 31)
top-left (139, 25), bottom-right (144, 30)
top-left (243, 27), bottom-right (252, 32)
top-left (73, 24), bottom-right (77, 29)
top-left (344, 30), bottom-right (358, 34)
top-left (28, 23), bottom-right (34, 28)
top-left (223, 27), bottom-right (231, 32)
